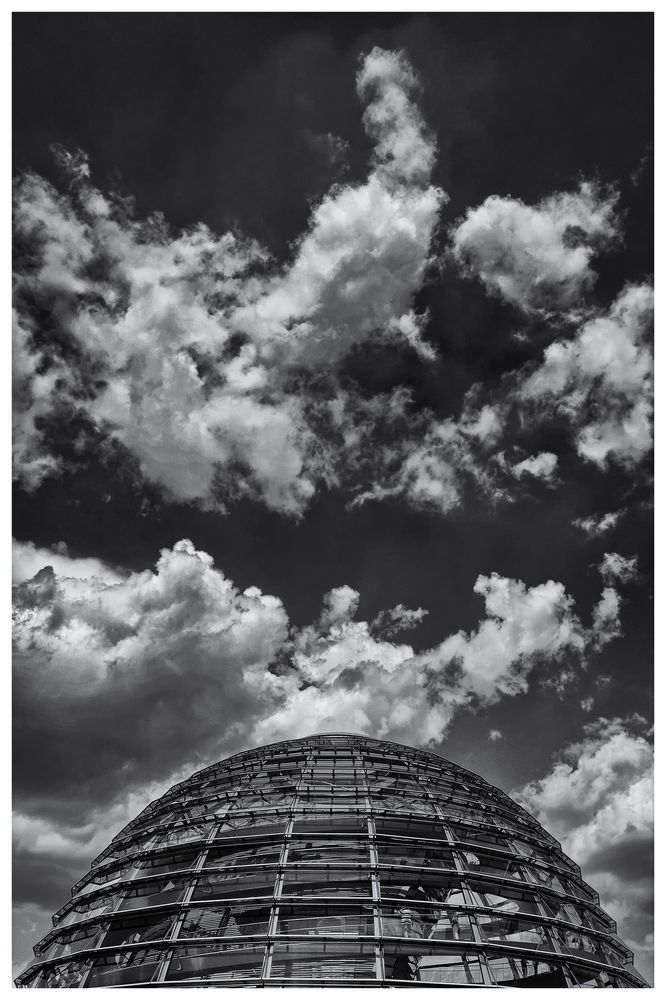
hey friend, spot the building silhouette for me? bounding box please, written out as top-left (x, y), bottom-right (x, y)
top-left (16, 734), bottom-right (647, 987)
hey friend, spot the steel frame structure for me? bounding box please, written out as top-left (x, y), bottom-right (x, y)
top-left (16, 734), bottom-right (648, 987)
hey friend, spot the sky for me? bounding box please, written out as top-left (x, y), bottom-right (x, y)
top-left (12, 12), bottom-right (653, 982)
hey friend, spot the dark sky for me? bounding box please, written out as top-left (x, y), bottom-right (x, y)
top-left (12, 12), bottom-right (653, 981)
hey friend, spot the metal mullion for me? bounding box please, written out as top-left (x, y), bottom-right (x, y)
top-left (560, 963), bottom-right (579, 987)
top-left (476, 951), bottom-right (495, 986)
top-left (67, 958), bottom-right (92, 988)
top-left (261, 941), bottom-right (273, 981)
top-left (468, 909), bottom-right (485, 948)
top-left (151, 947), bottom-right (173, 985)
top-left (374, 941), bottom-right (385, 982)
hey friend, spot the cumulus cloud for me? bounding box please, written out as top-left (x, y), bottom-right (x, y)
top-left (255, 569), bottom-right (618, 748)
top-left (488, 729), bottom-right (503, 741)
top-left (520, 284), bottom-right (653, 468)
top-left (423, 573), bottom-right (593, 703)
top-left (13, 46), bottom-right (651, 522)
top-left (12, 48), bottom-right (445, 515)
top-left (598, 551), bottom-right (640, 585)
top-left (515, 716), bottom-right (653, 981)
top-left (12, 539), bottom-right (123, 585)
top-left (13, 539), bottom-right (290, 817)
top-left (450, 182), bottom-right (619, 313)
top-left (573, 509), bottom-right (625, 538)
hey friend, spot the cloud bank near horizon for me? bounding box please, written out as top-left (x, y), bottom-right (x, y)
top-left (14, 536), bottom-right (628, 826)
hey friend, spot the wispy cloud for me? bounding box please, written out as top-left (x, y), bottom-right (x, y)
top-left (573, 509), bottom-right (625, 538)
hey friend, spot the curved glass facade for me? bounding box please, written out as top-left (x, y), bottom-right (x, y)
top-left (16, 734), bottom-right (647, 987)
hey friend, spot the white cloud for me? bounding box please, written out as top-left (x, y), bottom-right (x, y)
top-left (573, 510), bottom-right (624, 538)
top-left (520, 284), bottom-right (653, 468)
top-left (510, 451), bottom-right (558, 483)
top-left (515, 717), bottom-right (653, 981)
top-left (425, 573), bottom-right (589, 703)
top-left (258, 569), bottom-right (621, 748)
top-left (13, 539), bottom-right (290, 816)
top-left (488, 729), bottom-right (503, 741)
top-left (13, 47), bottom-right (445, 515)
top-left (14, 540), bottom-right (619, 824)
top-left (450, 182), bottom-right (619, 313)
top-left (598, 551), bottom-right (640, 585)
top-left (12, 308), bottom-right (64, 490)
top-left (591, 587), bottom-right (623, 648)
top-left (12, 539), bottom-right (123, 585)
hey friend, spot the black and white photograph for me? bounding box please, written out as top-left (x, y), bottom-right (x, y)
top-left (12, 11), bottom-right (654, 988)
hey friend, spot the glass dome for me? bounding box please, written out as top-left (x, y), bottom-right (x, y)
top-left (15, 734), bottom-right (647, 987)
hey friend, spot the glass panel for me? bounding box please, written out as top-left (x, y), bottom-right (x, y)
top-left (291, 814), bottom-right (368, 834)
top-left (269, 941), bottom-right (376, 980)
top-left (37, 923), bottom-right (105, 961)
top-left (460, 849), bottom-right (526, 880)
top-left (525, 865), bottom-right (569, 892)
top-left (486, 953), bottom-right (569, 987)
top-left (217, 815), bottom-right (288, 837)
top-left (192, 869), bottom-right (278, 901)
top-left (276, 905), bottom-right (375, 936)
top-left (476, 911), bottom-right (553, 950)
top-left (567, 963), bottom-right (620, 987)
top-left (376, 841), bottom-right (455, 870)
top-left (297, 798), bottom-right (366, 812)
top-left (430, 910), bottom-right (474, 942)
top-left (510, 837), bottom-right (554, 864)
top-left (80, 861), bottom-right (135, 893)
top-left (281, 868), bottom-right (371, 898)
top-left (32, 961), bottom-right (88, 988)
top-left (467, 878), bottom-right (542, 916)
top-left (203, 842), bottom-right (282, 868)
top-left (58, 892), bottom-right (120, 927)
top-left (549, 897), bottom-right (614, 932)
top-left (552, 927), bottom-right (623, 966)
top-left (379, 870), bottom-right (464, 904)
top-left (383, 945), bottom-right (483, 984)
top-left (135, 847), bottom-right (201, 876)
top-left (381, 905), bottom-right (472, 942)
top-left (369, 776), bottom-right (425, 794)
top-left (118, 876), bottom-right (189, 910)
top-left (99, 913), bottom-right (175, 948)
top-left (286, 840), bottom-right (369, 864)
top-left (165, 943), bottom-right (265, 982)
top-left (448, 822), bottom-right (511, 851)
top-left (371, 793), bottom-right (437, 816)
top-left (373, 817), bottom-right (447, 840)
top-left (155, 823), bottom-right (214, 848)
top-left (234, 792), bottom-right (295, 809)
top-left (85, 948), bottom-right (163, 986)
top-left (180, 904), bottom-right (271, 939)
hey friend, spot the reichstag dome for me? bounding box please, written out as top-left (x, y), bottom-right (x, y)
top-left (16, 734), bottom-right (647, 988)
